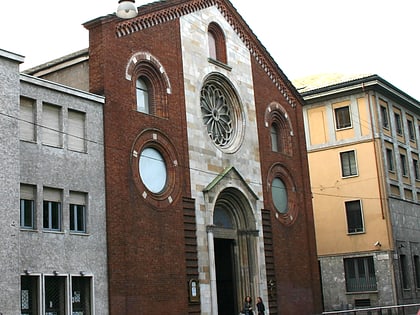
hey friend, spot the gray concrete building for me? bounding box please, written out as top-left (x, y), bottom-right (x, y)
top-left (0, 48), bottom-right (108, 315)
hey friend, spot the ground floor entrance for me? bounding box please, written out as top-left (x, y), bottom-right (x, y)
top-left (215, 238), bottom-right (237, 315)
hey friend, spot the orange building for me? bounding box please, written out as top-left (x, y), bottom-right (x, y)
top-left (298, 74), bottom-right (420, 311)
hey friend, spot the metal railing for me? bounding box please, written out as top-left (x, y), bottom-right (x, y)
top-left (322, 303), bottom-right (420, 315)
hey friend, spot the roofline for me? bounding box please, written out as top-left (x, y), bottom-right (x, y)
top-left (20, 73), bottom-right (105, 104)
top-left (23, 48), bottom-right (89, 77)
top-left (301, 74), bottom-right (420, 108)
top-left (0, 48), bottom-right (25, 64)
top-left (84, 0), bottom-right (303, 107)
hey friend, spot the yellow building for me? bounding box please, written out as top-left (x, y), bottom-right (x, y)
top-left (297, 74), bottom-right (420, 311)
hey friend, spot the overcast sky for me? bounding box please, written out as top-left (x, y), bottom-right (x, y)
top-left (1, 0), bottom-right (419, 100)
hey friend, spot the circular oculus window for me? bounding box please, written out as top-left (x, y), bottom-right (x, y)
top-left (271, 177), bottom-right (288, 214)
top-left (268, 164), bottom-right (298, 225)
top-left (139, 147), bottom-right (167, 193)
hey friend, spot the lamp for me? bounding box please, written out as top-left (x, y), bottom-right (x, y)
top-left (116, 0), bottom-right (138, 19)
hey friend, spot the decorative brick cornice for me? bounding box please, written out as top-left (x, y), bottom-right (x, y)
top-left (115, 0), bottom-right (299, 107)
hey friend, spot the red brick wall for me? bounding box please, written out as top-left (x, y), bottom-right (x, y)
top-left (86, 5), bottom-right (322, 314)
top-left (252, 60), bottom-right (323, 314)
top-left (87, 17), bottom-right (193, 315)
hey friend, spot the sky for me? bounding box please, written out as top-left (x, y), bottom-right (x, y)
top-left (1, 0), bottom-right (419, 100)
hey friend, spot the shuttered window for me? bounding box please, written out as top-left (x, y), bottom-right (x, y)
top-left (69, 191), bottom-right (87, 233)
top-left (20, 97), bottom-right (35, 142)
top-left (43, 188), bottom-right (62, 231)
top-left (68, 110), bottom-right (86, 152)
top-left (42, 104), bottom-right (62, 147)
top-left (20, 184), bottom-right (35, 229)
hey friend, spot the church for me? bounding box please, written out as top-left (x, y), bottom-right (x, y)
top-left (9, 0), bottom-right (322, 314)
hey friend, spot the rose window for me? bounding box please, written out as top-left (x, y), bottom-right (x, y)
top-left (200, 75), bottom-right (243, 152)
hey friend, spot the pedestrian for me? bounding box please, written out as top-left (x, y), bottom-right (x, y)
top-left (256, 296), bottom-right (265, 315)
top-left (242, 295), bottom-right (253, 315)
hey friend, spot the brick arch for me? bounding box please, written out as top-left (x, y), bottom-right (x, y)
top-left (267, 163), bottom-right (298, 226)
top-left (126, 52), bottom-right (171, 118)
top-left (125, 51), bottom-right (172, 93)
top-left (264, 102), bottom-right (294, 156)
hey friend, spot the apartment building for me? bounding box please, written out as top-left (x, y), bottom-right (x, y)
top-left (0, 48), bottom-right (108, 314)
top-left (298, 74), bottom-right (420, 311)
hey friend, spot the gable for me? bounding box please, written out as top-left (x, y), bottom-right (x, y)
top-left (112, 0), bottom-right (301, 107)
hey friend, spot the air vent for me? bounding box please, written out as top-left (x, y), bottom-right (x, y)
top-left (354, 299), bottom-right (371, 308)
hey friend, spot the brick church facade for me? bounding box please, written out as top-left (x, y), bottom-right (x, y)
top-left (83, 0), bottom-right (322, 314)
top-left (19, 0), bottom-right (322, 314)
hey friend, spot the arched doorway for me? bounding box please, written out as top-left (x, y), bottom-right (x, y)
top-left (211, 187), bottom-right (258, 315)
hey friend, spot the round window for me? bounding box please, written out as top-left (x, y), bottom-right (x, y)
top-left (139, 147), bottom-right (167, 193)
top-left (271, 177), bottom-right (288, 214)
top-left (200, 74), bottom-right (244, 153)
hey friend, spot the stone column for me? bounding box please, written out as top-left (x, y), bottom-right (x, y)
top-left (207, 225), bottom-right (218, 315)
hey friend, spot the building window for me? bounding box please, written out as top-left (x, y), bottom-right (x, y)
top-left (68, 109), bottom-right (86, 152)
top-left (344, 256), bottom-right (377, 292)
top-left (214, 206), bottom-right (234, 228)
top-left (20, 184), bottom-right (35, 229)
top-left (394, 112), bottom-right (403, 135)
top-left (72, 276), bottom-right (92, 315)
top-left (20, 97), bottom-right (36, 142)
top-left (70, 192), bottom-right (87, 233)
top-left (414, 255), bottom-right (420, 289)
top-left (22, 275), bottom-right (92, 315)
top-left (345, 200), bottom-right (364, 234)
top-left (136, 77), bottom-right (150, 114)
top-left (271, 124), bottom-right (279, 152)
top-left (45, 276), bottom-right (66, 315)
top-left (413, 158), bottom-right (420, 180)
top-left (265, 103), bottom-right (293, 156)
top-left (208, 22), bottom-right (227, 64)
top-left (200, 74), bottom-right (244, 152)
top-left (340, 150), bottom-right (357, 177)
top-left (334, 106), bottom-right (351, 129)
top-left (268, 163), bottom-right (298, 225)
top-left (42, 103), bottom-right (62, 148)
top-left (400, 254), bottom-right (410, 289)
top-left (400, 154), bottom-right (408, 176)
top-left (208, 31), bottom-right (217, 60)
top-left (43, 188), bottom-right (62, 231)
top-left (407, 118), bottom-right (415, 141)
top-left (386, 148), bottom-right (395, 172)
top-left (271, 177), bottom-right (288, 214)
top-left (21, 275), bottom-right (39, 314)
top-left (139, 147), bottom-right (167, 194)
top-left (127, 52), bottom-right (170, 118)
top-left (380, 105), bottom-right (389, 129)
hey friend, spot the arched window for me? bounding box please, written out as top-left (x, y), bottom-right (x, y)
top-left (270, 123), bottom-right (279, 152)
top-left (126, 52), bottom-right (172, 118)
top-left (265, 103), bottom-right (293, 156)
top-left (208, 22), bottom-right (227, 64)
top-left (208, 31), bottom-right (217, 60)
top-left (214, 207), bottom-right (233, 229)
top-left (136, 77), bottom-right (150, 114)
